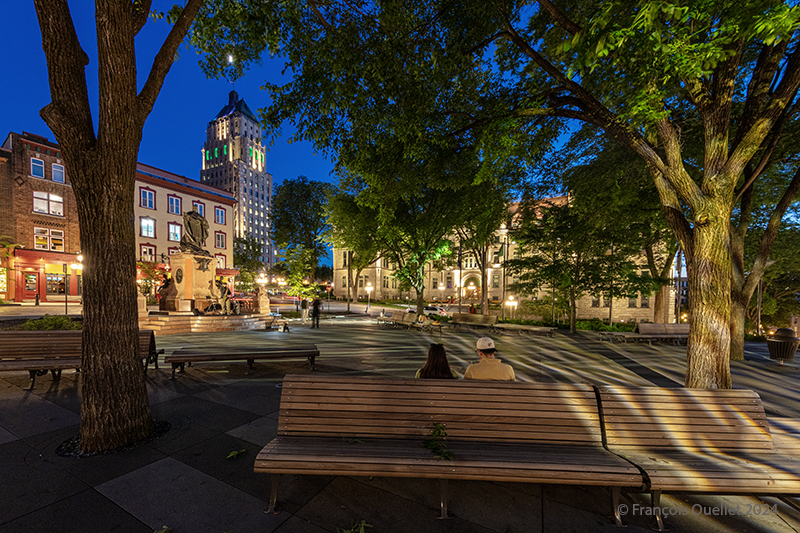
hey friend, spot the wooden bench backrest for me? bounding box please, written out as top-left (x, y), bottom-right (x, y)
top-left (278, 375), bottom-right (604, 446)
top-left (635, 323), bottom-right (667, 335)
top-left (598, 386), bottom-right (773, 452)
top-left (452, 313), bottom-right (498, 325)
top-left (664, 323), bottom-right (690, 334)
top-left (0, 330), bottom-right (155, 359)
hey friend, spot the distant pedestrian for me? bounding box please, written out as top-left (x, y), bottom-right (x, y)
top-left (301, 298), bottom-right (309, 324)
top-left (464, 337), bottom-right (515, 381)
top-left (311, 298), bottom-right (322, 328)
top-left (415, 343), bottom-right (458, 379)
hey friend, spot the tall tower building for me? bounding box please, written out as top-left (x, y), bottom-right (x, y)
top-left (200, 90), bottom-right (274, 267)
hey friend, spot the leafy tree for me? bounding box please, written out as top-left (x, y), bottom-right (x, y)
top-left (136, 261), bottom-right (162, 296)
top-left (234, 236), bottom-right (265, 293)
top-left (279, 244), bottom-right (321, 300)
top-left (746, 224), bottom-right (800, 329)
top-left (263, 1), bottom-right (800, 388)
top-left (314, 265), bottom-right (333, 282)
top-left (324, 190), bottom-right (383, 311)
top-left (33, 0), bottom-right (281, 451)
top-left (272, 176), bottom-right (332, 271)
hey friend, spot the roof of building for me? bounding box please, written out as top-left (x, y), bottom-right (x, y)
top-left (136, 162), bottom-right (237, 205)
top-left (213, 90), bottom-right (259, 123)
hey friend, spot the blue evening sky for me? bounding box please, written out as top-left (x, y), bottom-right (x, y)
top-left (0, 2), bottom-right (337, 189)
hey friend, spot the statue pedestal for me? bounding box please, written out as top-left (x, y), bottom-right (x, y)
top-left (254, 294), bottom-right (271, 314)
top-left (137, 293), bottom-right (149, 318)
top-left (171, 252), bottom-right (217, 312)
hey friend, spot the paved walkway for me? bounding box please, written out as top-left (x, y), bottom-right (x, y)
top-left (1, 317), bottom-right (799, 532)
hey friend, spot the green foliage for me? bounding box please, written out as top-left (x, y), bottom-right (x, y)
top-left (278, 244), bottom-right (322, 299)
top-left (226, 449), bottom-right (247, 460)
top-left (234, 236), bottom-right (265, 273)
top-left (337, 520), bottom-right (373, 533)
top-left (272, 176), bottom-right (332, 270)
top-left (19, 315), bottom-right (82, 331)
top-left (421, 423), bottom-right (454, 461)
top-left (136, 261), bottom-right (162, 296)
top-left (574, 319), bottom-right (635, 332)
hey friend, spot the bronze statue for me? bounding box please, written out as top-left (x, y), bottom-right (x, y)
top-left (180, 207), bottom-right (211, 256)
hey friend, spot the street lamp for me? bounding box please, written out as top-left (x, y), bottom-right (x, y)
top-left (365, 282), bottom-right (373, 312)
top-left (505, 296), bottom-right (518, 320)
top-left (66, 255), bottom-right (82, 316)
top-left (468, 281), bottom-right (476, 312)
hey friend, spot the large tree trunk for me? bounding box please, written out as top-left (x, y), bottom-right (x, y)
top-left (730, 298), bottom-right (748, 362)
top-left (653, 285), bottom-right (671, 323)
top-left (684, 210), bottom-right (732, 389)
top-left (569, 285), bottom-right (577, 334)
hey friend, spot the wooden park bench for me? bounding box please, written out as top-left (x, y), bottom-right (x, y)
top-left (164, 344), bottom-right (319, 379)
top-left (449, 313), bottom-right (498, 331)
top-left (255, 375), bottom-right (643, 523)
top-left (390, 312), bottom-right (417, 329)
top-left (0, 329), bottom-right (163, 390)
top-left (491, 323), bottom-right (557, 337)
top-left (597, 386), bottom-right (800, 531)
top-left (600, 323), bottom-right (689, 345)
top-left (375, 311), bottom-right (394, 326)
top-left (262, 316), bottom-right (289, 330)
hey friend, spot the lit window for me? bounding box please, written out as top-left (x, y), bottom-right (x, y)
top-left (140, 245), bottom-right (156, 262)
top-left (215, 255), bottom-right (225, 269)
top-left (168, 223), bottom-right (181, 242)
top-left (33, 192), bottom-right (63, 216)
top-left (52, 164), bottom-right (65, 183)
top-left (214, 147), bottom-right (218, 158)
top-left (168, 196), bottom-right (181, 215)
top-left (31, 158), bottom-right (44, 178)
top-left (33, 227), bottom-right (63, 251)
top-left (215, 232), bottom-right (226, 249)
top-left (141, 218), bottom-right (155, 238)
top-left (192, 202), bottom-right (205, 217)
top-left (140, 189), bottom-right (155, 209)
top-left (215, 207), bottom-right (226, 225)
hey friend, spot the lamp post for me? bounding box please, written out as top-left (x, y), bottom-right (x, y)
top-left (365, 282), bottom-right (373, 312)
top-left (506, 296), bottom-right (518, 320)
top-left (469, 281), bottom-right (475, 313)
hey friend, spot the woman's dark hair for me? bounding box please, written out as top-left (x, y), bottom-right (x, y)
top-left (418, 344), bottom-right (455, 379)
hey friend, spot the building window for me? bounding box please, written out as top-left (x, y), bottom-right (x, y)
top-left (52, 164), bottom-right (65, 183)
top-left (168, 195), bottom-right (181, 215)
top-left (140, 217), bottom-right (155, 238)
top-left (193, 202), bottom-right (205, 217)
top-left (602, 296), bottom-right (610, 308)
top-left (140, 188), bottom-right (155, 209)
top-left (433, 277), bottom-right (438, 289)
top-left (628, 298), bottom-right (638, 308)
top-left (215, 254), bottom-right (226, 269)
top-left (140, 245), bottom-right (156, 262)
top-left (215, 232), bottom-right (226, 249)
top-left (391, 278), bottom-right (397, 289)
top-left (446, 276), bottom-right (453, 289)
top-left (168, 247), bottom-right (179, 255)
top-left (214, 207), bottom-right (226, 225)
top-left (168, 223), bottom-right (181, 242)
top-left (33, 192), bottom-right (63, 216)
top-left (492, 274), bottom-right (500, 288)
top-left (46, 273), bottom-right (66, 295)
top-left (641, 294), bottom-right (650, 308)
top-left (358, 275), bottom-right (364, 288)
top-left (33, 227), bottom-right (64, 252)
top-left (591, 297), bottom-right (600, 308)
top-left (31, 158), bottom-right (45, 178)
top-left (383, 276), bottom-right (389, 288)
top-left (341, 276), bottom-right (347, 288)
top-left (342, 251), bottom-right (348, 267)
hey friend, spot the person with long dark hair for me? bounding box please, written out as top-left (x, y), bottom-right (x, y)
top-left (415, 343), bottom-right (458, 379)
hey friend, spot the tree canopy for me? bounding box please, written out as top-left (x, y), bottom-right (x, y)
top-left (272, 175), bottom-right (332, 270)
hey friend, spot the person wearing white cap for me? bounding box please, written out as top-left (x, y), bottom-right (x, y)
top-left (464, 337), bottom-right (515, 381)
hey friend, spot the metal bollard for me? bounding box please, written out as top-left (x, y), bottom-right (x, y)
top-left (35, 292), bottom-right (40, 305)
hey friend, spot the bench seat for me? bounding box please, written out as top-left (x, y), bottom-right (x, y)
top-left (255, 375), bottom-right (643, 522)
top-left (165, 344), bottom-right (319, 379)
top-left (0, 330), bottom-right (162, 389)
top-left (492, 323), bottom-right (557, 337)
top-left (450, 313), bottom-right (498, 331)
top-left (598, 386), bottom-right (800, 530)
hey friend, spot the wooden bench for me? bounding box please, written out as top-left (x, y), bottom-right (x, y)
top-left (0, 329), bottom-right (163, 390)
top-left (390, 312), bottom-right (416, 329)
top-left (450, 313), bottom-right (498, 331)
top-left (164, 344), bottom-right (319, 379)
top-left (411, 316), bottom-right (444, 335)
top-left (375, 312), bottom-right (394, 326)
top-left (255, 375), bottom-right (643, 522)
top-left (492, 323), bottom-right (557, 337)
top-left (601, 323), bottom-right (689, 344)
top-left (597, 386), bottom-right (800, 530)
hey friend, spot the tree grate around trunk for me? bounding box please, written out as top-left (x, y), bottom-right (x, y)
top-left (55, 419), bottom-right (171, 458)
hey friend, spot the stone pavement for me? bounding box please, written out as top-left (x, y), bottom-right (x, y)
top-left (1, 317), bottom-right (799, 533)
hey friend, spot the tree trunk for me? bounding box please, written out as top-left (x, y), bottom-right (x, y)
top-left (685, 208), bottom-right (732, 389)
top-left (480, 247), bottom-right (489, 315)
top-left (730, 298), bottom-right (748, 362)
top-left (569, 285), bottom-right (577, 334)
top-left (346, 252), bottom-right (352, 312)
top-left (653, 285), bottom-right (670, 323)
top-left (415, 288), bottom-right (425, 315)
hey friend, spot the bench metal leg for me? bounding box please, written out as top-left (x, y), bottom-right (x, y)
top-left (611, 487), bottom-right (625, 527)
top-left (246, 359), bottom-right (255, 374)
top-left (437, 478), bottom-right (454, 519)
top-left (267, 474), bottom-right (280, 514)
top-left (170, 362), bottom-right (184, 380)
top-left (652, 490), bottom-right (666, 531)
top-left (308, 355), bottom-right (316, 371)
top-left (51, 369), bottom-right (62, 381)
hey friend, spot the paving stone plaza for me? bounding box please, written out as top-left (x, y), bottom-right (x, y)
top-left (1, 304), bottom-right (799, 532)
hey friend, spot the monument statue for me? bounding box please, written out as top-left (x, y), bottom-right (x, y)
top-left (179, 207), bottom-right (211, 256)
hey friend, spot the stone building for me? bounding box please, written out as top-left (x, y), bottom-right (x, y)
top-left (0, 131), bottom-right (237, 303)
top-left (332, 200), bottom-right (676, 323)
top-left (200, 90), bottom-right (274, 268)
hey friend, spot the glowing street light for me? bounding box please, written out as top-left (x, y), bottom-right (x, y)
top-left (365, 282), bottom-right (373, 311)
top-left (505, 296), bottom-right (518, 319)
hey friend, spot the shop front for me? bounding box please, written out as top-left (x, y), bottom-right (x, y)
top-left (8, 249), bottom-right (83, 303)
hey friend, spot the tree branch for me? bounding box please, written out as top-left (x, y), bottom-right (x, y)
top-left (137, 0), bottom-right (204, 126)
top-left (131, 0), bottom-right (153, 36)
top-left (537, 0), bottom-right (582, 35)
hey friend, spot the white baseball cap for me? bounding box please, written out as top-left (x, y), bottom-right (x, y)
top-left (476, 337), bottom-right (495, 351)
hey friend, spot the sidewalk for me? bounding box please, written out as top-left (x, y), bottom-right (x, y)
top-left (1, 319), bottom-right (799, 532)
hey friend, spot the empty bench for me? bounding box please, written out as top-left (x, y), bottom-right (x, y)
top-left (598, 386), bottom-right (800, 530)
top-left (255, 375), bottom-right (643, 522)
top-left (492, 323), bottom-right (557, 337)
top-left (164, 344), bottom-right (319, 379)
top-left (450, 313), bottom-right (498, 331)
top-left (0, 329), bottom-right (162, 389)
top-left (603, 323), bottom-right (690, 344)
